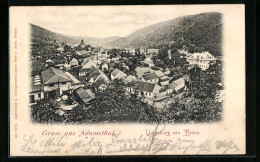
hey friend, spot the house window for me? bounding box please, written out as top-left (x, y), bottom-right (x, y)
top-left (38, 93), bottom-right (41, 98)
top-left (29, 95), bottom-right (35, 103)
top-left (49, 84), bottom-right (54, 87)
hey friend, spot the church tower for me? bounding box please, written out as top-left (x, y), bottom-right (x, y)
top-left (79, 39), bottom-right (86, 50)
top-left (187, 65), bottom-right (201, 93)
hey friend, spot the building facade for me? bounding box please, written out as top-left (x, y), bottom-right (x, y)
top-left (141, 73), bottom-right (159, 84)
top-left (41, 67), bottom-right (73, 98)
top-left (187, 52), bottom-right (216, 70)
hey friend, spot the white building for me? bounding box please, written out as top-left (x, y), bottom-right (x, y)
top-left (135, 67), bottom-right (154, 78)
top-left (154, 70), bottom-right (165, 78)
top-left (70, 58), bottom-right (79, 66)
top-left (178, 49), bottom-right (191, 56)
top-left (41, 67), bottom-right (73, 98)
top-left (64, 72), bottom-right (85, 90)
top-left (126, 81), bottom-right (161, 98)
top-left (124, 75), bottom-right (137, 83)
top-left (186, 52), bottom-right (216, 71)
top-left (147, 49), bottom-right (159, 55)
top-left (85, 67), bottom-right (109, 88)
top-left (166, 77), bottom-right (186, 94)
top-left (159, 75), bottom-right (170, 86)
top-left (79, 68), bottom-right (90, 76)
top-left (141, 73), bottom-right (159, 84)
top-left (111, 69), bottom-right (127, 80)
top-left (81, 58), bottom-right (97, 69)
top-left (76, 50), bottom-right (88, 56)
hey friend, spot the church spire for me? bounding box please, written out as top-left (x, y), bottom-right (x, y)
top-left (79, 39), bottom-right (86, 49)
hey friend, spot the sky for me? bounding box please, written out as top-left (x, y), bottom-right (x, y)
top-left (26, 5), bottom-right (227, 38)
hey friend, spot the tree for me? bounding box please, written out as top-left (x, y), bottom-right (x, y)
top-left (161, 96), bottom-right (222, 123)
top-left (191, 64), bottom-right (223, 99)
top-left (89, 80), bottom-right (144, 122)
top-left (63, 45), bottom-right (72, 52)
top-left (158, 47), bottom-right (169, 60)
top-left (169, 41), bottom-right (177, 49)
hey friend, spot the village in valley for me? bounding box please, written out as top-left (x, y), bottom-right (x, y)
top-left (29, 13), bottom-right (224, 124)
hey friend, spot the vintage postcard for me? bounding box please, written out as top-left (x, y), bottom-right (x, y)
top-left (9, 5), bottom-right (245, 156)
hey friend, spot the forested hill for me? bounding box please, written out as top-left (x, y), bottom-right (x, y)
top-left (30, 24), bottom-right (80, 44)
top-left (30, 24), bottom-right (122, 46)
top-left (108, 12), bottom-right (223, 56)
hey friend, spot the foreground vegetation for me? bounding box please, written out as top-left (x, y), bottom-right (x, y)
top-left (31, 68), bottom-right (223, 124)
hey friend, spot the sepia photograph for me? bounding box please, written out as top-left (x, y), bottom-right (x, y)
top-left (29, 8), bottom-right (224, 124)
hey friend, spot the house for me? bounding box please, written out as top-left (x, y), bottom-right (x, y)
top-left (147, 49), bottom-right (159, 55)
top-left (101, 62), bottom-right (109, 71)
top-left (41, 67), bottom-right (72, 98)
top-left (187, 52), bottom-right (216, 70)
top-left (85, 67), bottom-right (109, 87)
top-left (159, 75), bottom-right (170, 86)
top-left (101, 51), bottom-right (108, 58)
top-left (87, 67), bottom-right (101, 82)
top-left (81, 58), bottom-right (97, 69)
top-left (124, 75), bottom-right (137, 83)
top-left (154, 70), bottom-right (165, 78)
top-left (29, 76), bottom-right (44, 104)
top-left (140, 48), bottom-right (159, 56)
top-left (178, 49), bottom-right (191, 56)
top-left (45, 62), bottom-right (55, 68)
top-left (46, 59), bottom-right (54, 63)
top-left (93, 76), bottom-right (107, 88)
top-left (122, 64), bottom-right (129, 71)
top-left (95, 60), bottom-right (102, 65)
top-left (111, 68), bottom-right (127, 80)
top-left (135, 67), bottom-right (154, 78)
top-left (64, 61), bottom-right (71, 69)
top-left (141, 73), bottom-right (159, 84)
top-left (73, 44), bottom-right (79, 49)
top-left (142, 57), bottom-right (155, 67)
top-left (76, 50), bottom-right (88, 56)
top-left (54, 59), bottom-right (66, 69)
top-left (125, 48), bottom-right (135, 54)
top-left (164, 70), bottom-right (171, 75)
top-left (96, 55), bottom-right (107, 63)
top-left (111, 57), bottom-right (120, 62)
top-left (56, 46), bottom-right (64, 53)
top-left (64, 72), bottom-right (85, 90)
top-left (126, 81), bottom-right (161, 98)
top-left (166, 77), bottom-right (186, 94)
top-left (70, 58), bottom-right (78, 67)
top-left (79, 68), bottom-right (90, 76)
top-left (74, 87), bottom-right (95, 107)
